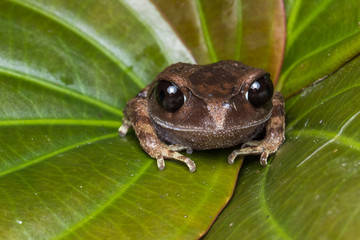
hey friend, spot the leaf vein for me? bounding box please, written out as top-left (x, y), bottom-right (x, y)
top-left (260, 166), bottom-right (292, 239)
top-left (9, 0), bottom-right (144, 88)
top-left (0, 133), bottom-right (118, 178)
top-left (278, 30), bottom-right (360, 90)
top-left (286, 0), bottom-right (333, 50)
top-left (55, 160), bottom-right (154, 239)
top-left (0, 67), bottom-right (123, 117)
top-left (194, 0), bottom-right (218, 62)
top-left (0, 119), bottom-right (121, 128)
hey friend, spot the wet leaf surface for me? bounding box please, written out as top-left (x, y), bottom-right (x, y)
top-left (153, 0), bottom-right (285, 81)
top-left (2, 0), bottom-right (359, 239)
top-left (0, 0), bottom-right (241, 239)
top-left (278, 0), bottom-right (360, 97)
top-left (206, 54), bottom-right (360, 240)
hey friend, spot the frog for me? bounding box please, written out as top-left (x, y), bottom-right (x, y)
top-left (119, 60), bottom-right (285, 172)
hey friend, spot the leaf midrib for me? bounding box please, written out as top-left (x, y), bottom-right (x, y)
top-left (194, 0), bottom-right (218, 62)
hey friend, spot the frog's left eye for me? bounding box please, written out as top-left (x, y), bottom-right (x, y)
top-left (246, 74), bottom-right (274, 108)
top-left (154, 80), bottom-right (185, 112)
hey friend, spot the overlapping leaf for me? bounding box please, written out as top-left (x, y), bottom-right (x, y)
top-left (206, 54), bottom-right (360, 240)
top-left (153, 0), bottom-right (285, 81)
top-left (206, 0), bottom-right (360, 239)
top-left (278, 0), bottom-right (360, 97)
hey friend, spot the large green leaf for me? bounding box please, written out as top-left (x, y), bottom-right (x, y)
top-left (205, 0), bottom-right (360, 239)
top-left (277, 0), bottom-right (360, 97)
top-left (206, 54), bottom-right (360, 240)
top-left (4, 0), bottom-right (359, 239)
top-left (153, 0), bottom-right (285, 81)
top-left (0, 0), bottom-right (247, 239)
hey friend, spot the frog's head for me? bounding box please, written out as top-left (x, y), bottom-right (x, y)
top-left (148, 60), bottom-right (274, 132)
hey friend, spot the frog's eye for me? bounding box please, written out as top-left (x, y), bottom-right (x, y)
top-left (246, 74), bottom-right (274, 108)
top-left (154, 80), bottom-right (185, 112)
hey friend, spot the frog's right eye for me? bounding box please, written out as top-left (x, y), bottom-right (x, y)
top-left (154, 80), bottom-right (185, 112)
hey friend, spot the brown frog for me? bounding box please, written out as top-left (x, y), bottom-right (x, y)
top-left (119, 60), bottom-right (285, 172)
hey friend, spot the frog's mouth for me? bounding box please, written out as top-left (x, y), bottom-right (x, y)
top-left (150, 109), bottom-right (272, 133)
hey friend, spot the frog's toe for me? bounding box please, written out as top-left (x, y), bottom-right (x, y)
top-left (118, 119), bottom-right (132, 137)
top-left (228, 146), bottom-right (264, 165)
top-left (260, 151), bottom-right (269, 166)
top-left (169, 152), bottom-right (196, 172)
top-left (228, 150), bottom-right (242, 164)
top-left (155, 153), bottom-right (165, 171)
top-left (157, 149), bottom-right (196, 172)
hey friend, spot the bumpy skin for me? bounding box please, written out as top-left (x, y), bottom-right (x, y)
top-left (119, 60), bottom-right (285, 172)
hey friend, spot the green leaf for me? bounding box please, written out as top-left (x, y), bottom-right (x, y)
top-left (6, 0), bottom-right (358, 239)
top-left (205, 54), bottom-right (360, 240)
top-left (0, 0), bottom-right (244, 239)
top-left (205, 1), bottom-right (360, 239)
top-left (153, 0), bottom-right (286, 81)
top-left (278, 0), bottom-right (360, 97)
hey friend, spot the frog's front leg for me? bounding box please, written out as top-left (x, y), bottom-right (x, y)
top-left (119, 90), bottom-right (196, 172)
top-left (228, 92), bottom-right (285, 166)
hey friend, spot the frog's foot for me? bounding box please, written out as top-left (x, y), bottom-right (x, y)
top-left (228, 91), bottom-right (285, 167)
top-left (123, 96), bottom-right (196, 172)
top-left (118, 118), bottom-right (132, 137)
top-left (155, 148), bottom-right (196, 172)
top-left (228, 140), bottom-right (271, 166)
top-left (169, 144), bottom-right (193, 154)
